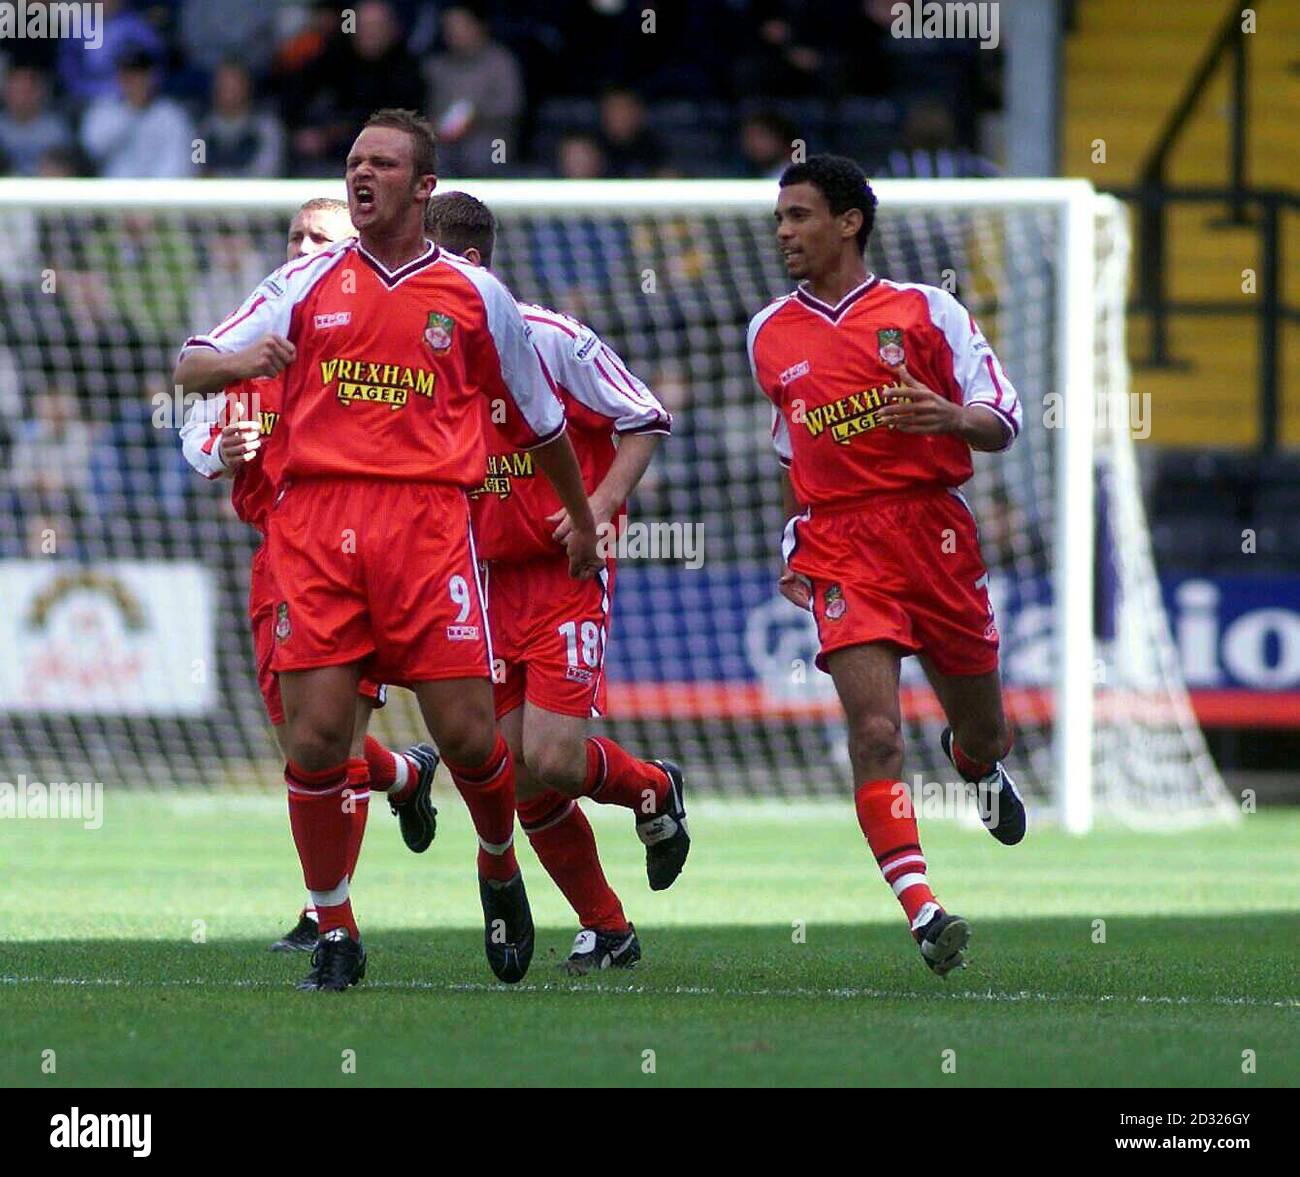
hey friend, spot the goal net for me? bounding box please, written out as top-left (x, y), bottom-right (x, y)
top-left (0, 178), bottom-right (1235, 831)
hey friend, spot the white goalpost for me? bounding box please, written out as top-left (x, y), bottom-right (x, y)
top-left (0, 177), bottom-right (1235, 831)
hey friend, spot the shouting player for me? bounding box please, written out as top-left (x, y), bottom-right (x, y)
top-left (174, 110), bottom-right (601, 991)
top-left (747, 155), bottom-right (1027, 977)
top-left (425, 191), bottom-right (687, 974)
top-left (179, 197), bottom-right (439, 955)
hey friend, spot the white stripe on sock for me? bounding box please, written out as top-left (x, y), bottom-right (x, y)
top-left (478, 833), bottom-right (515, 856)
top-left (309, 877), bottom-right (350, 908)
top-left (890, 872), bottom-right (930, 897)
top-left (882, 853), bottom-right (926, 876)
top-left (524, 801), bottom-right (575, 835)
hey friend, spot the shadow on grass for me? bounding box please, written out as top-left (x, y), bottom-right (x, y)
top-left (5, 911), bottom-right (1296, 999)
top-left (1, 914), bottom-right (1294, 1088)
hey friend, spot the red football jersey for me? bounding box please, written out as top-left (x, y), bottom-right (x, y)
top-left (181, 240), bottom-right (564, 485)
top-left (179, 375), bottom-right (285, 534)
top-left (470, 303), bottom-right (670, 562)
top-left (747, 276), bottom-right (1020, 508)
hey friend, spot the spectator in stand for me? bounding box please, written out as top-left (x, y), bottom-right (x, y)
top-left (80, 50), bottom-right (198, 178)
top-left (556, 132), bottom-right (607, 180)
top-left (271, 0), bottom-right (340, 85)
top-left (0, 67), bottom-right (73, 177)
top-left (179, 0), bottom-right (278, 80)
top-left (196, 61), bottom-right (285, 178)
top-left (426, 3), bottom-right (523, 175)
top-left (863, 0), bottom-right (983, 141)
top-left (876, 101), bottom-right (1000, 177)
top-left (288, 0), bottom-right (422, 176)
top-left (732, 0), bottom-right (831, 99)
top-left (57, 0), bottom-right (166, 104)
top-left (737, 110), bottom-right (797, 178)
top-left (597, 88), bottom-right (667, 178)
top-left (7, 387), bottom-right (97, 515)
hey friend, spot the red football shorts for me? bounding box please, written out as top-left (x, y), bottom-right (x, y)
top-left (485, 554), bottom-right (614, 720)
top-left (266, 479), bottom-right (491, 684)
top-left (248, 542), bottom-right (385, 725)
top-left (785, 487), bottom-right (1000, 677)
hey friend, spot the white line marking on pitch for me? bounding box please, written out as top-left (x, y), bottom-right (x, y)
top-left (0, 974), bottom-right (1293, 1009)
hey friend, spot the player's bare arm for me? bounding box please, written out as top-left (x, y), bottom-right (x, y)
top-left (533, 433), bottom-right (602, 578)
top-left (173, 334), bottom-right (296, 397)
top-left (877, 362), bottom-right (1011, 451)
top-left (547, 431), bottom-right (660, 541)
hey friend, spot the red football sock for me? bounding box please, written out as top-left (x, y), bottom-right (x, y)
top-left (951, 731), bottom-right (1015, 782)
top-left (518, 790), bottom-right (627, 932)
top-left (854, 778), bottom-right (940, 933)
top-left (364, 733), bottom-right (418, 799)
top-left (582, 736), bottom-right (669, 818)
top-left (445, 734), bottom-right (519, 883)
top-left (344, 757), bottom-right (369, 883)
top-left (286, 759), bottom-right (359, 939)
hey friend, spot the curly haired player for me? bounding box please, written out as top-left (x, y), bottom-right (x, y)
top-left (747, 155), bottom-right (1027, 976)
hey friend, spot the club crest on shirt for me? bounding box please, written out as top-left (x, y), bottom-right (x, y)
top-left (423, 311), bottom-right (455, 354)
top-left (877, 327), bottom-right (905, 367)
top-left (274, 602), bottom-right (291, 641)
top-left (824, 583), bottom-right (846, 621)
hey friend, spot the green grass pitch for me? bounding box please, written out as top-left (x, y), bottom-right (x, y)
top-left (1, 790), bottom-right (1295, 1087)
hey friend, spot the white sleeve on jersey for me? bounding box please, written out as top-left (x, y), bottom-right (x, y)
top-left (179, 393), bottom-right (230, 479)
top-left (455, 264), bottom-right (566, 447)
top-left (747, 297), bottom-right (791, 464)
top-left (177, 240), bottom-right (350, 360)
top-left (527, 311), bottom-right (670, 435)
top-left (912, 284), bottom-right (1022, 450)
top-left (771, 405), bottom-right (793, 467)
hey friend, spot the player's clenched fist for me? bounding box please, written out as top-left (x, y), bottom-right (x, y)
top-left (218, 399), bottom-right (263, 468)
top-left (234, 333), bottom-right (296, 380)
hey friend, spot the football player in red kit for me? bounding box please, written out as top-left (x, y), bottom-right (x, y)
top-left (174, 110), bottom-right (601, 991)
top-left (179, 197), bottom-right (439, 955)
top-left (748, 155), bottom-right (1027, 977)
top-left (425, 192), bottom-right (687, 975)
